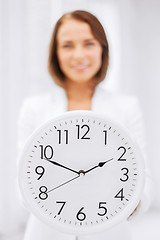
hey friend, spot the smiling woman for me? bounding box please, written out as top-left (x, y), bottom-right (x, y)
top-left (18, 9), bottom-right (151, 240)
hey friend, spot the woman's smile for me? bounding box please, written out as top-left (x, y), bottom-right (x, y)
top-left (72, 64), bottom-right (89, 71)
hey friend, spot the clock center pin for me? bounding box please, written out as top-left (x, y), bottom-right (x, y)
top-left (79, 170), bottom-right (85, 176)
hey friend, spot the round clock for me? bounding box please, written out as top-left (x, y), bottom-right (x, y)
top-left (18, 110), bottom-right (144, 235)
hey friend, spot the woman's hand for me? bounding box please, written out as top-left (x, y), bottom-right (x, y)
top-left (128, 201), bottom-right (141, 219)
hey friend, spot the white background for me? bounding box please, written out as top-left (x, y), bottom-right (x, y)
top-left (0, 0), bottom-right (160, 239)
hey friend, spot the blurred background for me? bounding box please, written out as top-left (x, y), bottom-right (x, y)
top-left (0, 0), bottom-right (160, 239)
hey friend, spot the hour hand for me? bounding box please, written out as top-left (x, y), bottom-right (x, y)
top-left (45, 159), bottom-right (79, 175)
top-left (84, 158), bottom-right (113, 174)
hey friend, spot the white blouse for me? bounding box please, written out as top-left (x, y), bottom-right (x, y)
top-left (17, 84), bottom-right (152, 240)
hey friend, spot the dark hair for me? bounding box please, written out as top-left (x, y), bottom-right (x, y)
top-left (48, 10), bottom-right (109, 88)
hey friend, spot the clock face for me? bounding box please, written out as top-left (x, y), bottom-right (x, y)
top-left (19, 111), bottom-right (144, 234)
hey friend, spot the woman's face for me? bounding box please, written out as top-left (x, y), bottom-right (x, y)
top-left (57, 19), bottom-right (103, 84)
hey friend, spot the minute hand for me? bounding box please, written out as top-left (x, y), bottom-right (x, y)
top-left (84, 158), bottom-right (113, 174)
top-left (45, 159), bottom-right (79, 175)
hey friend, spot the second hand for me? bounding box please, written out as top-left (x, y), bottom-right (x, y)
top-left (47, 175), bottom-right (80, 194)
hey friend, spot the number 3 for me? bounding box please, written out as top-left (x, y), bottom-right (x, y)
top-left (120, 168), bottom-right (129, 182)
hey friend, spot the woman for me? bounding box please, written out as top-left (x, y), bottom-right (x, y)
top-left (18, 10), bottom-right (151, 240)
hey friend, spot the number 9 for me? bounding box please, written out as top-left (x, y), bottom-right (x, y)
top-left (35, 166), bottom-right (45, 180)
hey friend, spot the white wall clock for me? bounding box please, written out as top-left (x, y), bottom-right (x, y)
top-left (18, 110), bottom-right (144, 235)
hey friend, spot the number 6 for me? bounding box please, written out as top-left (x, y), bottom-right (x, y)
top-left (76, 207), bottom-right (86, 221)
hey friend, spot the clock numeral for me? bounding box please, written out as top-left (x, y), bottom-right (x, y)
top-left (39, 145), bottom-right (54, 160)
top-left (76, 125), bottom-right (90, 140)
top-left (120, 168), bottom-right (129, 182)
top-left (35, 166), bottom-right (45, 180)
top-left (117, 146), bottom-right (126, 161)
top-left (103, 130), bottom-right (108, 145)
top-left (57, 130), bottom-right (69, 144)
top-left (39, 186), bottom-right (48, 200)
top-left (98, 202), bottom-right (107, 216)
top-left (76, 207), bottom-right (86, 221)
top-left (114, 188), bottom-right (125, 201)
top-left (56, 201), bottom-right (66, 215)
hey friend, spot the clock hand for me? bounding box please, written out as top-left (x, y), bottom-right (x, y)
top-left (84, 158), bottom-right (114, 174)
top-left (44, 159), bottom-right (79, 175)
top-left (47, 175), bottom-right (80, 193)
